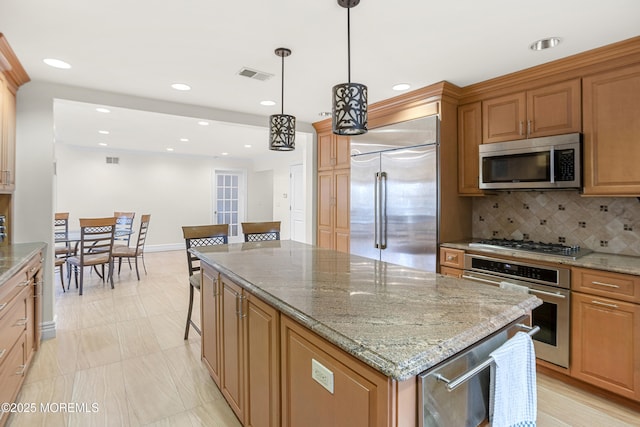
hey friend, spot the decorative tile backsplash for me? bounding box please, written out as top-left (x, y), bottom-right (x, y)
top-left (473, 191), bottom-right (640, 256)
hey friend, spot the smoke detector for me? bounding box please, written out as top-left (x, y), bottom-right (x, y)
top-left (238, 67), bottom-right (273, 81)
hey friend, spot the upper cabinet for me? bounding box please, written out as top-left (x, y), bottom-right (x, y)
top-left (457, 102), bottom-right (483, 195)
top-left (582, 63), bottom-right (640, 196)
top-left (0, 34), bottom-right (30, 194)
top-left (318, 132), bottom-right (350, 171)
top-left (482, 79), bottom-right (581, 144)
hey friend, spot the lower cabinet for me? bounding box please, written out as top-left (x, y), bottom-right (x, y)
top-left (201, 264), bottom-right (280, 427)
top-left (571, 267), bottom-right (640, 401)
top-left (280, 315), bottom-right (390, 427)
top-left (0, 250), bottom-right (42, 427)
top-left (439, 247), bottom-right (464, 277)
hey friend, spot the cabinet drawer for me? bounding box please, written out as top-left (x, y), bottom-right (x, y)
top-left (0, 269), bottom-right (31, 311)
top-left (572, 267), bottom-right (640, 303)
top-left (440, 248), bottom-right (464, 269)
top-left (25, 253), bottom-right (42, 279)
top-left (0, 286), bottom-right (29, 360)
top-left (0, 332), bottom-right (27, 425)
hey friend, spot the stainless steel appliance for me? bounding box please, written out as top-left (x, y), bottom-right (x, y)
top-left (350, 115), bottom-right (438, 272)
top-left (469, 238), bottom-right (591, 260)
top-left (479, 133), bottom-right (581, 190)
top-left (462, 253), bottom-right (570, 368)
top-left (419, 317), bottom-right (538, 427)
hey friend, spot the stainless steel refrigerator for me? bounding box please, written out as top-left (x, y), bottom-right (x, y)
top-left (350, 115), bottom-right (438, 272)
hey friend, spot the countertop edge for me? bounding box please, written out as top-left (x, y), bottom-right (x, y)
top-left (0, 242), bottom-right (47, 286)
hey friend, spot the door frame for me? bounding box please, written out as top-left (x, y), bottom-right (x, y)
top-left (212, 169), bottom-right (247, 243)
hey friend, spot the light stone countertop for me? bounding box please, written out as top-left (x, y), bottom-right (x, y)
top-left (441, 242), bottom-right (640, 276)
top-left (192, 240), bottom-right (541, 381)
top-left (0, 242), bottom-right (47, 285)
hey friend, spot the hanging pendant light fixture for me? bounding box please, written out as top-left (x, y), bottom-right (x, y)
top-left (269, 47), bottom-right (296, 151)
top-left (332, 0), bottom-right (367, 135)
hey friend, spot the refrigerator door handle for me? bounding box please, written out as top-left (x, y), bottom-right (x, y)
top-left (380, 171), bottom-right (388, 249)
top-left (374, 172), bottom-right (380, 249)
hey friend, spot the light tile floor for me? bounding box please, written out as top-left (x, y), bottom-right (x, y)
top-left (6, 250), bottom-right (640, 426)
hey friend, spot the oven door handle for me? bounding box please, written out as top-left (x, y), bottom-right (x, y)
top-left (461, 274), bottom-right (502, 286)
top-left (528, 288), bottom-right (566, 299)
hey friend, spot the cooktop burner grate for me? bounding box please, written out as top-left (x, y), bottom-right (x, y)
top-left (468, 238), bottom-right (592, 259)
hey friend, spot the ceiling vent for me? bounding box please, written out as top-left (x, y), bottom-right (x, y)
top-left (106, 156), bottom-right (119, 165)
top-left (238, 67), bottom-right (273, 81)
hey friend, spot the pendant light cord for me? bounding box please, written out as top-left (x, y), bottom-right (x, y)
top-left (281, 54), bottom-right (285, 115)
top-left (347, 7), bottom-right (351, 83)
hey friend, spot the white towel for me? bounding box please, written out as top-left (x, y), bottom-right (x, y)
top-left (489, 331), bottom-right (537, 427)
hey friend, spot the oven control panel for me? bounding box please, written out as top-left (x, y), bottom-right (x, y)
top-left (464, 254), bottom-right (570, 288)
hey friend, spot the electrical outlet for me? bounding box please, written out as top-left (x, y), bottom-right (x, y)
top-left (311, 358), bottom-right (334, 394)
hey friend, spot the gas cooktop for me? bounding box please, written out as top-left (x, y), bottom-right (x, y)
top-left (468, 238), bottom-right (592, 259)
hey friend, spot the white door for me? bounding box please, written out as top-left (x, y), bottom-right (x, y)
top-left (289, 164), bottom-right (305, 242)
top-left (213, 170), bottom-right (246, 243)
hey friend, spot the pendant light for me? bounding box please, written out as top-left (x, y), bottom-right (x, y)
top-left (269, 47), bottom-right (296, 151)
top-left (332, 0), bottom-right (367, 136)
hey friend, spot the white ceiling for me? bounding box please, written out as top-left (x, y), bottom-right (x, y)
top-left (2, 0), bottom-right (640, 158)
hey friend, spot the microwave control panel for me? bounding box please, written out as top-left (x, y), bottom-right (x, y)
top-left (554, 149), bottom-right (575, 181)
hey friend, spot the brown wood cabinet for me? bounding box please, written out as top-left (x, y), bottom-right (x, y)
top-left (457, 102), bottom-right (483, 195)
top-left (280, 315), bottom-right (391, 427)
top-left (571, 267), bottom-right (640, 402)
top-left (439, 247), bottom-right (465, 278)
top-left (0, 249), bottom-right (41, 427)
top-left (315, 127), bottom-right (350, 253)
top-left (482, 79), bottom-right (581, 143)
top-left (201, 264), bottom-right (280, 426)
top-left (582, 63), bottom-right (640, 196)
top-left (0, 73), bottom-right (16, 193)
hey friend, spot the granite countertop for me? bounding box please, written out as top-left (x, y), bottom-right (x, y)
top-left (192, 240), bottom-right (541, 381)
top-left (0, 242), bottom-right (47, 285)
top-left (441, 241), bottom-right (640, 276)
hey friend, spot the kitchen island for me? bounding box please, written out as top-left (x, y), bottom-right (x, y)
top-left (192, 240), bottom-right (541, 426)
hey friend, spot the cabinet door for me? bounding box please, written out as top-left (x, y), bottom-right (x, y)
top-left (527, 79), bottom-right (581, 138)
top-left (334, 169), bottom-right (350, 253)
top-left (317, 170), bottom-right (334, 250)
top-left (482, 92), bottom-right (526, 143)
top-left (244, 293), bottom-right (280, 427)
top-left (582, 63), bottom-right (640, 195)
top-left (571, 292), bottom-right (640, 401)
top-left (201, 266), bottom-right (221, 386)
top-left (334, 135), bottom-right (351, 169)
top-left (221, 277), bottom-right (244, 422)
top-left (457, 102), bottom-right (483, 195)
top-left (1, 83), bottom-right (16, 191)
top-left (318, 133), bottom-right (334, 171)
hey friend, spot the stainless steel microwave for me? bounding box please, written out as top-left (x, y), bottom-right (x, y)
top-left (479, 133), bottom-right (582, 190)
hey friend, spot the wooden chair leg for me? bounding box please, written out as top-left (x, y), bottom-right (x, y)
top-left (184, 285), bottom-right (194, 340)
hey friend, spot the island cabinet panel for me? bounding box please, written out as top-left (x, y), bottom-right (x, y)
top-left (482, 79), bottom-right (581, 143)
top-left (244, 293), bottom-right (280, 427)
top-left (201, 267), bottom-right (221, 386)
top-left (201, 264), bottom-right (280, 427)
top-left (571, 267), bottom-right (640, 402)
top-left (280, 315), bottom-right (391, 427)
top-left (220, 277), bottom-right (245, 422)
top-left (582, 63), bottom-right (640, 195)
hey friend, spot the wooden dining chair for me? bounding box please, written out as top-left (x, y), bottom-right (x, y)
top-left (66, 217), bottom-right (117, 295)
top-left (241, 221), bottom-right (281, 242)
top-left (182, 224), bottom-right (229, 339)
top-left (112, 214), bottom-right (151, 281)
top-left (54, 212), bottom-right (71, 291)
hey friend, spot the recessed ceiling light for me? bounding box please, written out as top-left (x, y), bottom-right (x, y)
top-left (197, 121), bottom-right (209, 126)
top-left (166, 147), bottom-right (175, 152)
top-left (244, 144), bottom-right (252, 148)
top-left (98, 142), bottom-right (107, 147)
top-left (98, 130), bottom-right (110, 135)
top-left (43, 58), bottom-right (71, 69)
top-left (96, 107), bottom-right (110, 113)
top-left (180, 138), bottom-right (189, 142)
top-left (171, 83), bottom-right (191, 91)
top-left (221, 152), bottom-right (229, 156)
top-left (530, 37), bottom-right (561, 51)
top-left (260, 100), bottom-right (276, 106)
top-left (392, 83), bottom-right (411, 91)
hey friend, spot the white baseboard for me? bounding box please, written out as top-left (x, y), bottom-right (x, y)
top-left (41, 319), bottom-right (57, 340)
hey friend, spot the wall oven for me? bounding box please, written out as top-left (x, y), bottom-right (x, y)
top-left (478, 133), bottom-right (581, 190)
top-left (462, 253), bottom-right (570, 368)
